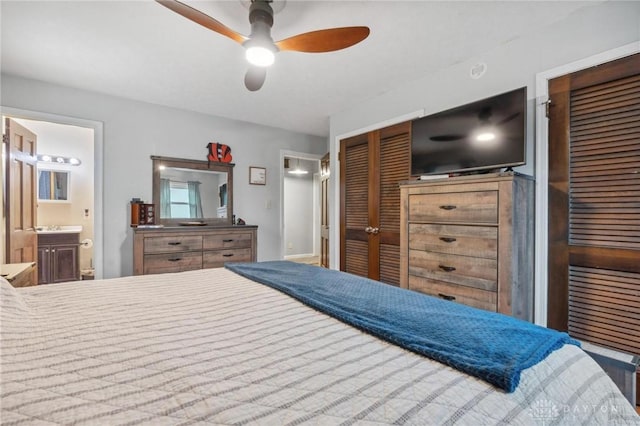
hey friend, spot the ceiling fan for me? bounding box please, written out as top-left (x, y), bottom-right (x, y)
top-left (156, 0), bottom-right (370, 91)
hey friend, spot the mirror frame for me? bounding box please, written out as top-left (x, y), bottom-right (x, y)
top-left (151, 155), bottom-right (234, 226)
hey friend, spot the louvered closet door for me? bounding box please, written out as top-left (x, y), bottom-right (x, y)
top-left (548, 54), bottom-right (640, 392)
top-left (341, 132), bottom-right (370, 278)
top-left (378, 124), bottom-right (411, 284)
top-left (340, 122), bottom-right (411, 285)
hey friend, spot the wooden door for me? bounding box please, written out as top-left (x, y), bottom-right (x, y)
top-left (4, 118), bottom-right (38, 284)
top-left (340, 122), bottom-right (411, 285)
top-left (320, 153), bottom-right (330, 268)
top-left (547, 53), bottom-right (640, 398)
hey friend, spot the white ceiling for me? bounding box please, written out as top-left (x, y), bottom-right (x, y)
top-left (1, 1), bottom-right (599, 137)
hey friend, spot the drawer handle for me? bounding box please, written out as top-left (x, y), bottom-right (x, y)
top-left (439, 205), bottom-right (457, 210)
top-left (438, 293), bottom-right (456, 301)
top-left (167, 242), bottom-right (182, 246)
top-left (222, 254), bottom-right (234, 257)
top-left (438, 265), bottom-right (456, 272)
top-left (168, 257), bottom-right (182, 262)
top-left (439, 237), bottom-right (457, 243)
top-left (223, 239), bottom-right (234, 242)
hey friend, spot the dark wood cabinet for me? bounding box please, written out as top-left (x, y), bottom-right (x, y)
top-left (37, 233), bottom-right (80, 284)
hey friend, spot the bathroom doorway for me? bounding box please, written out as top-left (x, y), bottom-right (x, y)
top-left (2, 108), bottom-right (103, 280)
top-left (281, 151), bottom-right (322, 265)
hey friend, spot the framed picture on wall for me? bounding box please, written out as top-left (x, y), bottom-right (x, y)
top-left (249, 166), bottom-right (266, 185)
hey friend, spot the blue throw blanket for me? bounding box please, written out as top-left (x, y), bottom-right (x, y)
top-left (225, 261), bottom-right (579, 392)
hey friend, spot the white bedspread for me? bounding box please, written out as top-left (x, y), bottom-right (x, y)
top-left (1, 268), bottom-right (638, 425)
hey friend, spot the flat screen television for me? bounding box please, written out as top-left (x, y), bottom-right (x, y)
top-left (411, 87), bottom-right (526, 176)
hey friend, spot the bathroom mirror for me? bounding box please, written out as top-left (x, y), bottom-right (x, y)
top-left (151, 156), bottom-right (233, 226)
top-left (38, 169), bottom-right (70, 202)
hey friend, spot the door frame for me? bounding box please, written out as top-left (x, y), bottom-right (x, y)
top-left (533, 42), bottom-right (639, 326)
top-left (1, 106), bottom-right (105, 279)
top-left (279, 149), bottom-right (323, 261)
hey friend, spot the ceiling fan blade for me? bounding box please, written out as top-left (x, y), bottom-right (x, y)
top-left (430, 135), bottom-right (465, 142)
top-left (497, 112), bottom-right (520, 125)
top-left (276, 26), bottom-right (370, 53)
top-left (156, 0), bottom-right (247, 44)
top-left (245, 67), bottom-right (267, 91)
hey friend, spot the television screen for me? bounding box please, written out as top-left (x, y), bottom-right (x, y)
top-left (411, 87), bottom-right (526, 176)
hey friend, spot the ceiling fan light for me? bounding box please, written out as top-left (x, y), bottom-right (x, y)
top-left (476, 132), bottom-right (496, 142)
top-left (246, 45), bottom-right (275, 67)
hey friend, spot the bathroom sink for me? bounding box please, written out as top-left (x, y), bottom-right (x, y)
top-left (35, 225), bottom-right (83, 234)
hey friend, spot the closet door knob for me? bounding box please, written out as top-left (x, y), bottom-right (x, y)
top-left (365, 226), bottom-right (373, 233)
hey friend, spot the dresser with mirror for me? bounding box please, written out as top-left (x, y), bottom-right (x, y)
top-left (133, 156), bottom-right (257, 275)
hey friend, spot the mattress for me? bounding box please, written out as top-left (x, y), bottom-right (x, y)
top-left (1, 267), bottom-right (638, 425)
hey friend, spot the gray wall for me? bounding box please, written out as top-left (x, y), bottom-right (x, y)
top-left (1, 74), bottom-right (327, 278)
top-left (327, 1), bottom-right (640, 268)
top-left (284, 173), bottom-right (315, 257)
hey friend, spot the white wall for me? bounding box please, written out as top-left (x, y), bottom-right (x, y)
top-left (1, 75), bottom-right (327, 277)
top-left (328, 1), bottom-right (640, 269)
top-left (284, 173), bottom-right (315, 257)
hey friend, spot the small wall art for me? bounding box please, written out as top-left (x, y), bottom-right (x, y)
top-left (249, 166), bottom-right (266, 185)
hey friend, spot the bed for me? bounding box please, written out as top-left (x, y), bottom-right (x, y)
top-left (1, 262), bottom-right (638, 425)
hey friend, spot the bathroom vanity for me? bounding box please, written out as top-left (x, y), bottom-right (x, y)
top-left (37, 227), bottom-right (81, 284)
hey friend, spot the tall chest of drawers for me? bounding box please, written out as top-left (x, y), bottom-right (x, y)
top-left (133, 226), bottom-right (257, 275)
top-left (399, 173), bottom-right (533, 320)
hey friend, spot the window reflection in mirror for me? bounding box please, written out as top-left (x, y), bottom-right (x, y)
top-left (38, 170), bottom-right (70, 202)
top-left (159, 167), bottom-right (227, 219)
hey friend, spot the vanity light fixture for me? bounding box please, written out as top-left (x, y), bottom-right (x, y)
top-left (37, 154), bottom-right (82, 166)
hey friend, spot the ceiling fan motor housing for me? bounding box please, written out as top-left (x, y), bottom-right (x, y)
top-left (247, 0), bottom-right (276, 48)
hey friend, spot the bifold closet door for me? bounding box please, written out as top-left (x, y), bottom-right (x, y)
top-left (547, 53), bottom-right (640, 400)
top-left (340, 122), bottom-right (411, 285)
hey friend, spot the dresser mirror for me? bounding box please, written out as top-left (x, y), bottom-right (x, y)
top-left (151, 155), bottom-right (233, 226)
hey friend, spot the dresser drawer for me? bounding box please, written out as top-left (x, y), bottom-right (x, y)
top-left (143, 252), bottom-right (202, 274)
top-left (144, 235), bottom-right (203, 254)
top-left (133, 226), bottom-right (258, 276)
top-left (408, 250), bottom-right (497, 292)
top-left (203, 232), bottom-right (253, 250)
top-left (408, 224), bottom-right (497, 259)
top-left (408, 191), bottom-right (497, 223)
top-left (203, 248), bottom-right (253, 268)
top-left (409, 275), bottom-right (497, 312)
